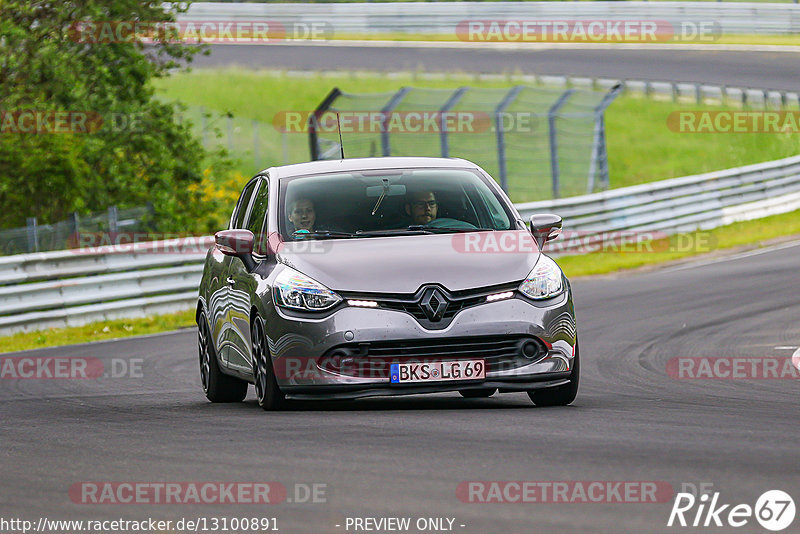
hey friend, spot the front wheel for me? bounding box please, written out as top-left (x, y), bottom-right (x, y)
top-left (198, 312), bottom-right (248, 403)
top-left (528, 342), bottom-right (580, 407)
top-left (252, 317), bottom-right (286, 411)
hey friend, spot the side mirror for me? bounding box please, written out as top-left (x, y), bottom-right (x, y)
top-left (529, 214), bottom-right (562, 251)
top-left (215, 229), bottom-right (256, 272)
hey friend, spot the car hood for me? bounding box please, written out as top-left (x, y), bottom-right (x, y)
top-left (275, 231), bottom-right (540, 293)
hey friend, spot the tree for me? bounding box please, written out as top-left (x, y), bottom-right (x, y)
top-left (0, 0), bottom-right (222, 232)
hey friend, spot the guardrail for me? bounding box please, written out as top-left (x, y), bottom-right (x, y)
top-left (1, 155), bottom-right (799, 336)
top-left (516, 154), bottom-right (800, 253)
top-left (0, 239), bottom-right (210, 336)
top-left (181, 2), bottom-right (800, 35)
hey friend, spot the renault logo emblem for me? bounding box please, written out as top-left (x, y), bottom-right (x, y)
top-left (419, 287), bottom-right (448, 322)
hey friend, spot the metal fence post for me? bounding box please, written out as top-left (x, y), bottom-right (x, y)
top-left (495, 86), bottom-right (524, 194)
top-left (26, 217), bottom-right (38, 253)
top-left (309, 88), bottom-right (342, 160)
top-left (200, 106), bottom-right (207, 149)
top-left (70, 212), bottom-right (80, 245)
top-left (380, 87), bottom-right (410, 157)
top-left (108, 206), bottom-right (118, 235)
top-left (227, 115), bottom-right (233, 153)
top-left (439, 87), bottom-right (467, 158)
top-left (547, 89), bottom-right (575, 199)
top-left (253, 120), bottom-right (259, 169)
top-left (588, 83), bottom-right (623, 193)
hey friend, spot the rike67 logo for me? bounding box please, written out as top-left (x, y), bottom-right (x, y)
top-left (668, 489), bottom-right (795, 531)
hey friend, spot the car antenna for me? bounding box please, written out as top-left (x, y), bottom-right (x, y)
top-left (336, 112), bottom-right (345, 160)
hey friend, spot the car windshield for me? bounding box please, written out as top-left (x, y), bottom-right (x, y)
top-left (280, 168), bottom-right (514, 240)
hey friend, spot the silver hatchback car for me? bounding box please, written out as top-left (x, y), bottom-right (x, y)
top-left (197, 157), bottom-right (578, 410)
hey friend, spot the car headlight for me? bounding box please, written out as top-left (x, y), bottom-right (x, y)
top-left (273, 267), bottom-right (342, 311)
top-left (518, 255), bottom-right (564, 300)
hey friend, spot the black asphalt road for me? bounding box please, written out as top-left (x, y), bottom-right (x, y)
top-left (197, 43), bottom-right (800, 91)
top-left (2, 241), bottom-right (799, 533)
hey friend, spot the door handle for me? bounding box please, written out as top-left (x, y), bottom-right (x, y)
top-left (226, 277), bottom-right (235, 285)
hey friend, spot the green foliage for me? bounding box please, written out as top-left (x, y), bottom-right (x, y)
top-left (0, 0), bottom-right (225, 232)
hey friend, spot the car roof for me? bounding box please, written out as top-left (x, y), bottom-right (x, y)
top-left (261, 157), bottom-right (479, 180)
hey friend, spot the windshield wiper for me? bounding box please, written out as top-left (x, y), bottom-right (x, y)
top-left (422, 226), bottom-right (496, 233)
top-left (291, 230), bottom-right (358, 239)
top-left (354, 225), bottom-right (497, 236)
top-left (354, 226), bottom-right (434, 237)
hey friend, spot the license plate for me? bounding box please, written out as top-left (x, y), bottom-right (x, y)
top-left (390, 360), bottom-right (486, 384)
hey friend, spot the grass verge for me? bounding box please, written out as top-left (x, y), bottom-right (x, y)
top-left (295, 33), bottom-right (800, 47)
top-left (557, 209), bottom-right (800, 278)
top-left (0, 309), bottom-right (196, 355)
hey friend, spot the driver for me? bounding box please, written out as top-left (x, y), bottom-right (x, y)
top-left (405, 190), bottom-right (438, 226)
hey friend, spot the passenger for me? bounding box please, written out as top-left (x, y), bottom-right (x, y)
top-left (405, 190), bottom-right (438, 226)
top-left (288, 198), bottom-right (316, 233)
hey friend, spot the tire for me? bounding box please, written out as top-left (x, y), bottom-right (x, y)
top-left (528, 341), bottom-right (580, 407)
top-left (198, 312), bottom-right (248, 403)
top-left (459, 388), bottom-right (497, 398)
top-left (251, 316), bottom-right (286, 411)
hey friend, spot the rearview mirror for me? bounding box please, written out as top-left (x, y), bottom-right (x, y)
top-left (529, 214), bottom-right (562, 251)
top-left (215, 229), bottom-right (257, 271)
top-left (365, 184), bottom-right (406, 197)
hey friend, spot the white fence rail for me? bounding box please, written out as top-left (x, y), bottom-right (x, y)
top-left (2, 155), bottom-right (800, 335)
top-left (516, 155), bottom-right (800, 254)
top-left (0, 239), bottom-right (210, 335)
top-left (180, 2), bottom-right (800, 35)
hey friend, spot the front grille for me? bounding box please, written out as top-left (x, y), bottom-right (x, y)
top-left (365, 335), bottom-right (520, 359)
top-left (341, 282), bottom-right (519, 328)
top-left (319, 335), bottom-right (546, 379)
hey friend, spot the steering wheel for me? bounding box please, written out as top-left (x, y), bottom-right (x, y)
top-left (425, 218), bottom-right (477, 229)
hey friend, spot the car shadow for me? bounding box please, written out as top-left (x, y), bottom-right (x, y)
top-left (239, 394), bottom-right (580, 412)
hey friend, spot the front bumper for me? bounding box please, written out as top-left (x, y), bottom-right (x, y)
top-left (264, 293), bottom-right (577, 398)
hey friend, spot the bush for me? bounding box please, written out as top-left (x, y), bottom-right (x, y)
top-left (0, 0), bottom-right (231, 234)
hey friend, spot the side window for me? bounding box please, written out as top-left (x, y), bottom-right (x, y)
top-left (247, 178), bottom-right (269, 256)
top-left (231, 180), bottom-right (259, 229)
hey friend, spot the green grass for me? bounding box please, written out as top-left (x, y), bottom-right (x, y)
top-left (605, 97), bottom-right (800, 188)
top-left (557, 209), bottom-right (800, 278)
top-left (0, 309), bottom-right (196, 354)
top-left (715, 35), bottom-right (800, 46)
top-left (153, 68), bottom-right (800, 200)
